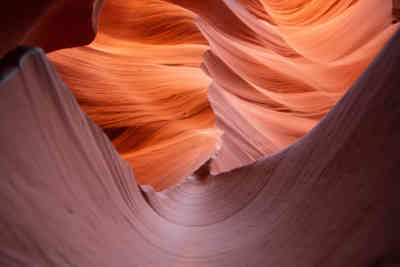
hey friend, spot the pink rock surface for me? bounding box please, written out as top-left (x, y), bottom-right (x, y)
top-left (1, 27), bottom-right (400, 266)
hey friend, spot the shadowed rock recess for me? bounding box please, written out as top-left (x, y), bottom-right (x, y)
top-left (1, 1), bottom-right (400, 267)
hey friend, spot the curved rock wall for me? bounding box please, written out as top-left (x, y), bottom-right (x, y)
top-left (48, 0), bottom-right (399, 188)
top-left (197, 0), bottom-right (398, 173)
top-left (1, 30), bottom-right (400, 265)
top-left (1, 0), bottom-right (400, 266)
top-left (48, 0), bottom-right (220, 190)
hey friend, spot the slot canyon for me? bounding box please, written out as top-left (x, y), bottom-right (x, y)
top-left (1, 0), bottom-right (400, 266)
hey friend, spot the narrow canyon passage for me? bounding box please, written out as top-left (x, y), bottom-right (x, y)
top-left (0, 1), bottom-right (400, 266)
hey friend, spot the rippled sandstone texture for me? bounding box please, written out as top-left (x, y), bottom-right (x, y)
top-left (47, 0), bottom-right (219, 190)
top-left (1, 30), bottom-right (400, 266)
top-left (170, 0), bottom-right (399, 174)
top-left (46, 0), bottom-right (400, 189)
top-left (1, 0), bottom-right (400, 266)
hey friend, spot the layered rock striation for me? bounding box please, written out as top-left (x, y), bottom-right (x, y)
top-left (1, 1), bottom-right (400, 266)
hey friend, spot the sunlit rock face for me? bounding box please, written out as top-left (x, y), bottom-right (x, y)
top-left (48, 0), bottom-right (220, 190)
top-left (1, 1), bottom-right (400, 266)
top-left (47, 0), bottom-right (398, 189)
top-left (170, 0), bottom-right (398, 174)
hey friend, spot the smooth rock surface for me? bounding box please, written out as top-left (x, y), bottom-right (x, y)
top-left (46, 0), bottom-right (400, 188)
top-left (1, 27), bottom-right (400, 266)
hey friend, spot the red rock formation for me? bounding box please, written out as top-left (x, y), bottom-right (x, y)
top-left (46, 0), bottom-right (399, 188)
top-left (2, 0), bottom-right (400, 266)
top-left (199, 0), bottom-right (399, 173)
top-left (48, 0), bottom-right (220, 190)
top-left (1, 28), bottom-right (400, 265)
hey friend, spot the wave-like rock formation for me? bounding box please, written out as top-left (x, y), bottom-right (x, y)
top-left (1, 0), bottom-right (400, 266)
top-left (1, 28), bottom-right (400, 266)
top-left (201, 0), bottom-right (398, 173)
top-left (46, 0), bottom-right (399, 189)
top-left (48, 0), bottom-right (219, 190)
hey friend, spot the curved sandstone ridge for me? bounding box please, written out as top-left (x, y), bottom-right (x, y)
top-left (47, 0), bottom-right (399, 189)
top-left (48, 0), bottom-right (220, 190)
top-left (1, 28), bottom-right (400, 267)
top-left (195, 0), bottom-right (399, 173)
